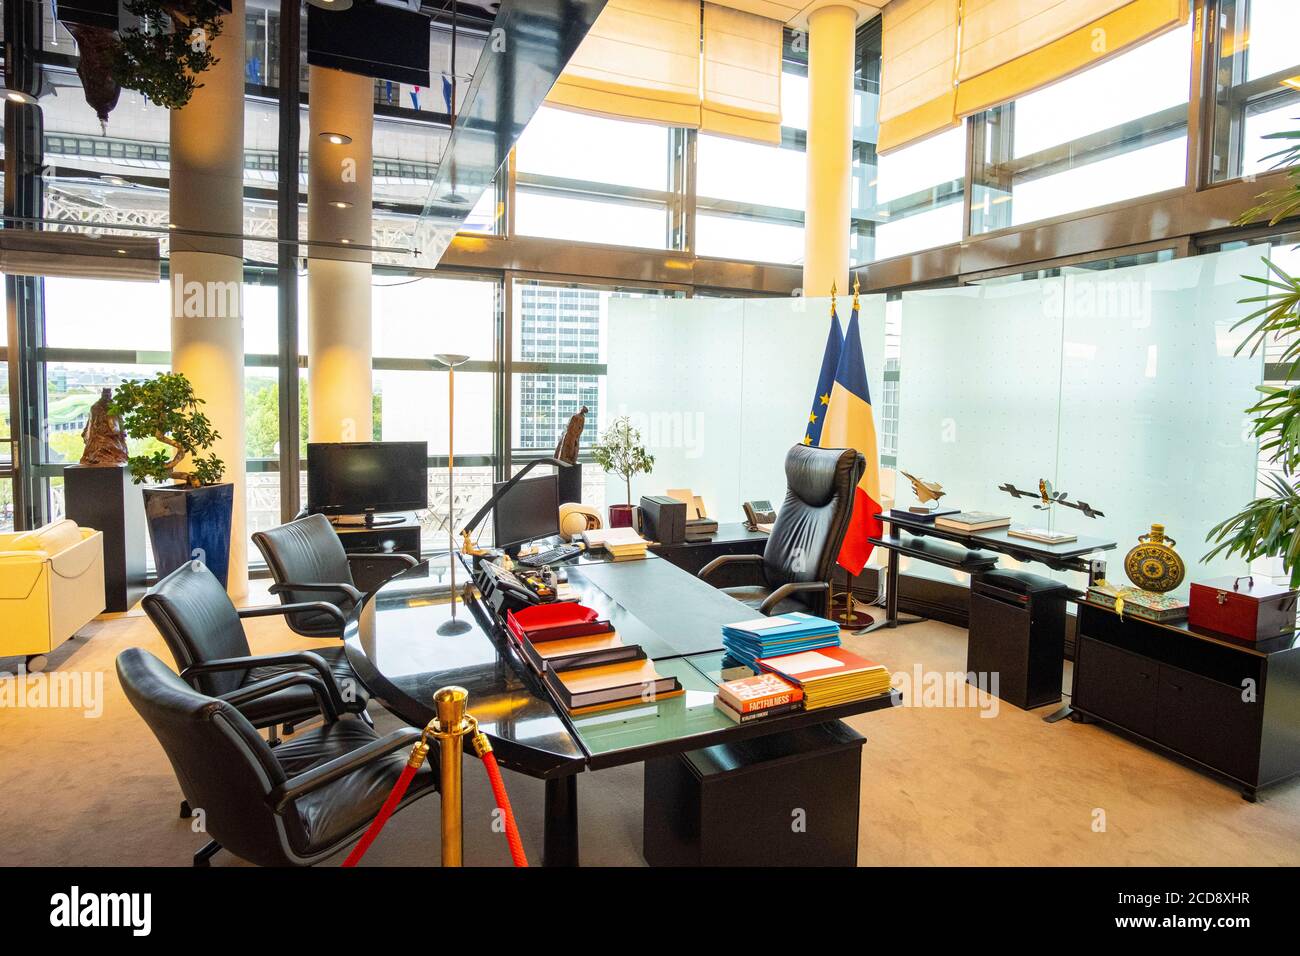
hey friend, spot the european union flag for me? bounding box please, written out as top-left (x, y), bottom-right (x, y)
top-left (803, 306), bottom-right (843, 447)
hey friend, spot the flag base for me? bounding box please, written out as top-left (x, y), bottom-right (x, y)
top-left (832, 574), bottom-right (874, 629)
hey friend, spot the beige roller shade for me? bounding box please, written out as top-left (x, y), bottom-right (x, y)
top-left (546, 0), bottom-right (702, 129)
top-left (955, 0), bottom-right (1190, 117)
top-left (701, 3), bottom-right (784, 145)
top-left (877, 0), bottom-right (960, 155)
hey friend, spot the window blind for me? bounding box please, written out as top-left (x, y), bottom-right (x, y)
top-left (545, 0), bottom-right (702, 129)
top-left (877, 0), bottom-right (961, 155)
top-left (700, 3), bottom-right (784, 145)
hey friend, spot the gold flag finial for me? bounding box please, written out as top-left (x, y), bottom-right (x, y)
top-left (852, 273), bottom-right (861, 310)
top-left (830, 280), bottom-right (837, 314)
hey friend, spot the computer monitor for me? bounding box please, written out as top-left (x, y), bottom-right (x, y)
top-left (493, 474), bottom-right (560, 554)
top-left (307, 442), bottom-right (428, 527)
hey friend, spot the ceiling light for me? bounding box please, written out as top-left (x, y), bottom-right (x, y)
top-left (319, 131), bottom-right (352, 145)
top-left (339, 238), bottom-right (351, 244)
top-left (4, 89), bottom-right (37, 105)
top-left (103, 175), bottom-right (130, 186)
top-left (115, 249), bottom-right (128, 255)
top-left (329, 200), bottom-right (353, 209)
top-left (307, 0), bottom-right (353, 9)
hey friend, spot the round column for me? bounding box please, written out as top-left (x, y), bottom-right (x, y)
top-left (802, 4), bottom-right (857, 298)
top-left (307, 66), bottom-right (374, 443)
top-left (169, 0), bottom-right (247, 596)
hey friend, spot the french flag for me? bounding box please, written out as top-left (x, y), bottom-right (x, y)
top-left (818, 298), bottom-right (883, 575)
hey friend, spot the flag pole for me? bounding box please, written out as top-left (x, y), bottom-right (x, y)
top-left (831, 275), bottom-right (874, 629)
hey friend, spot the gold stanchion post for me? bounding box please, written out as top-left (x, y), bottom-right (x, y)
top-left (432, 685), bottom-right (471, 866)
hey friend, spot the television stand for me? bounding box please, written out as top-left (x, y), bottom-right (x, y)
top-left (334, 509), bottom-right (405, 529)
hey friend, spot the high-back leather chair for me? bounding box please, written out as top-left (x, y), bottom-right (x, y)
top-left (142, 562), bottom-right (371, 741)
top-left (118, 648), bottom-right (436, 867)
top-left (700, 445), bottom-right (865, 617)
top-left (253, 514), bottom-right (417, 638)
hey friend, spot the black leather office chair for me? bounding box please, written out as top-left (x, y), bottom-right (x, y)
top-left (118, 647), bottom-right (437, 867)
top-left (142, 563), bottom-right (373, 752)
top-left (700, 444), bottom-right (866, 617)
top-left (252, 513), bottom-right (418, 639)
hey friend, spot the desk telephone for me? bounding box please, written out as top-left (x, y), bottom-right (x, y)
top-left (743, 499), bottom-right (776, 530)
top-left (475, 558), bottom-right (558, 614)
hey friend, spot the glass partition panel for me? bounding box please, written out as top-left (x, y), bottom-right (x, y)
top-left (1055, 249), bottom-right (1264, 596)
top-left (895, 281), bottom-right (1066, 584)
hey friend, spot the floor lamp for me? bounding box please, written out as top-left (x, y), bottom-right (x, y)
top-left (435, 353), bottom-right (472, 635)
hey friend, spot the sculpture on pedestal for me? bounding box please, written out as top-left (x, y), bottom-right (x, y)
top-left (79, 387), bottom-right (129, 467)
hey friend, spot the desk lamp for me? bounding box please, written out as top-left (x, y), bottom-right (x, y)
top-left (435, 353), bottom-right (472, 635)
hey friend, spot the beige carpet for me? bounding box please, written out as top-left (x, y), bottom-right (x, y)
top-left (1, 585), bottom-right (1297, 867)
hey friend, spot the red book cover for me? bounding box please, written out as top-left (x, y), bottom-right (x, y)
top-left (717, 673), bottom-right (803, 713)
top-left (505, 604), bottom-right (613, 643)
top-left (759, 646), bottom-right (887, 684)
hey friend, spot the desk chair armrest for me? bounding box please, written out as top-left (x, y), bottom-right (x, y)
top-left (698, 553), bottom-right (766, 584)
top-left (347, 552), bottom-right (418, 570)
top-left (758, 581), bottom-right (829, 617)
top-left (219, 671), bottom-right (343, 724)
top-left (239, 600), bottom-right (348, 628)
top-left (268, 581), bottom-right (365, 605)
top-left (267, 727), bottom-right (424, 813)
top-left (183, 650), bottom-right (337, 691)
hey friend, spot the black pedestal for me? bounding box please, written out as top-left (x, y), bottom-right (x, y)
top-left (557, 462), bottom-right (582, 505)
top-left (63, 464), bottom-right (147, 612)
top-left (643, 722), bottom-right (865, 866)
top-left (967, 568), bottom-right (1069, 710)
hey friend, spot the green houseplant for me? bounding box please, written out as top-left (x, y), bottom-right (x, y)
top-left (108, 372), bottom-right (234, 587)
top-left (1204, 128), bottom-right (1300, 586)
top-left (591, 416), bottom-right (654, 527)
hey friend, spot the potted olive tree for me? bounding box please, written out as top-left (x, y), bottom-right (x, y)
top-left (592, 416), bottom-right (654, 528)
top-left (109, 372), bottom-right (233, 586)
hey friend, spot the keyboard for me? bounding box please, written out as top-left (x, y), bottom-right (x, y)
top-left (516, 544), bottom-right (584, 569)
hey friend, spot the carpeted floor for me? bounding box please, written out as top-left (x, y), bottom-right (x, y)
top-left (1, 583), bottom-right (1297, 867)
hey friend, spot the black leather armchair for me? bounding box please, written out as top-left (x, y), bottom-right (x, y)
top-left (252, 513), bottom-right (418, 639)
top-left (118, 648), bottom-right (437, 867)
top-left (700, 445), bottom-right (866, 617)
top-left (142, 563), bottom-right (373, 750)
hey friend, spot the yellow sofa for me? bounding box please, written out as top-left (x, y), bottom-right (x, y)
top-left (0, 519), bottom-right (105, 664)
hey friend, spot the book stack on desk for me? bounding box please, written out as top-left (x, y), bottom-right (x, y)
top-left (934, 512), bottom-right (1011, 533)
top-left (504, 602), bottom-right (643, 674)
top-left (759, 647), bottom-right (892, 710)
top-left (581, 526), bottom-right (648, 561)
top-left (714, 672), bottom-right (803, 724)
top-left (720, 612), bottom-right (841, 670)
top-left (544, 658), bottom-right (683, 715)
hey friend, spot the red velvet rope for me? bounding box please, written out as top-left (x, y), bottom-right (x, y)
top-left (341, 761), bottom-right (420, 867)
top-left (481, 749), bottom-right (529, 867)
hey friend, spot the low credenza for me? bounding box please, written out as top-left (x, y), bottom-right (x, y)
top-left (1071, 601), bottom-right (1300, 801)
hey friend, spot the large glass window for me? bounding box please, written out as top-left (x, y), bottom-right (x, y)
top-left (852, 20), bottom-right (967, 264)
top-left (514, 107), bottom-right (675, 250)
top-left (1211, 0), bottom-right (1300, 183)
top-left (969, 18), bottom-right (1191, 234)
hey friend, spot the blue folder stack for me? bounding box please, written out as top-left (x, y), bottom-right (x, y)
top-left (721, 612), bottom-right (842, 669)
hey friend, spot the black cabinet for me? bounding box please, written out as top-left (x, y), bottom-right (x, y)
top-left (333, 519), bottom-right (421, 593)
top-left (1071, 603), bottom-right (1300, 800)
top-left (649, 521), bottom-right (767, 587)
top-left (967, 569), bottom-right (1069, 710)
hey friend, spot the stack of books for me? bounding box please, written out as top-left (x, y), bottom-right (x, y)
top-left (581, 526), bottom-right (648, 561)
top-left (544, 658), bottom-right (682, 715)
top-left (721, 612), bottom-right (841, 670)
top-left (1086, 581), bottom-right (1189, 623)
top-left (504, 602), bottom-right (641, 674)
top-left (888, 507), bottom-right (959, 524)
top-left (714, 672), bottom-right (803, 724)
top-left (760, 647), bottom-right (892, 710)
top-left (935, 511), bottom-right (1011, 533)
top-left (1007, 526), bottom-right (1077, 545)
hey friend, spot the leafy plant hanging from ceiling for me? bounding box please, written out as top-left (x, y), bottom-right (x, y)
top-left (64, 0), bottom-right (227, 131)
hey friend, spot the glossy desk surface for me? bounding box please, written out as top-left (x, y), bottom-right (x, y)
top-left (345, 556), bottom-right (900, 775)
top-left (880, 512), bottom-right (1116, 567)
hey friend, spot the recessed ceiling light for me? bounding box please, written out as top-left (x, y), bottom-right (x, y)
top-left (115, 248), bottom-right (128, 255)
top-left (329, 200), bottom-right (353, 209)
top-left (3, 89), bottom-right (36, 105)
top-left (103, 175), bottom-right (129, 186)
top-left (339, 238), bottom-right (351, 244)
top-left (307, 0), bottom-right (353, 9)
top-left (319, 131), bottom-right (352, 145)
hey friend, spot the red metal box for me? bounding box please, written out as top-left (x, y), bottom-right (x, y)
top-left (1188, 576), bottom-right (1297, 642)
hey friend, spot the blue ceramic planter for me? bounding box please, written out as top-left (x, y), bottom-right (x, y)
top-left (142, 483), bottom-right (234, 587)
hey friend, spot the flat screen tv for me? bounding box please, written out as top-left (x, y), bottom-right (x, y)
top-left (306, 2), bottom-right (432, 86)
top-left (307, 442), bottom-right (428, 527)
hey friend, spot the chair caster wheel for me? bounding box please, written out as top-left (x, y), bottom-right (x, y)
top-left (180, 800), bottom-right (192, 819)
top-left (282, 723), bottom-right (295, 736)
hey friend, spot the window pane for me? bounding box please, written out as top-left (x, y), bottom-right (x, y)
top-left (1211, 0), bottom-right (1300, 182)
top-left (695, 134), bottom-right (806, 264)
top-left (514, 190), bottom-right (668, 249)
top-left (970, 21), bottom-right (1191, 234)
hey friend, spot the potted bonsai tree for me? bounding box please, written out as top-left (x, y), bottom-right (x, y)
top-left (592, 416), bottom-right (654, 528)
top-left (109, 372), bottom-right (234, 586)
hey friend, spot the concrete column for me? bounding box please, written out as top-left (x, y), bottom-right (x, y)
top-left (169, 0), bottom-right (247, 596)
top-left (802, 4), bottom-right (857, 298)
top-left (307, 66), bottom-right (374, 442)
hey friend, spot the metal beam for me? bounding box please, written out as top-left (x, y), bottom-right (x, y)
top-left (277, 0), bottom-right (303, 521)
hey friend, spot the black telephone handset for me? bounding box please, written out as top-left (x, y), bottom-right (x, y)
top-left (477, 559), bottom-right (556, 609)
top-left (743, 499), bottom-right (776, 530)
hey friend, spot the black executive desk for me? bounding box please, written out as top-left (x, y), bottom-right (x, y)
top-left (343, 551), bottom-right (900, 866)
